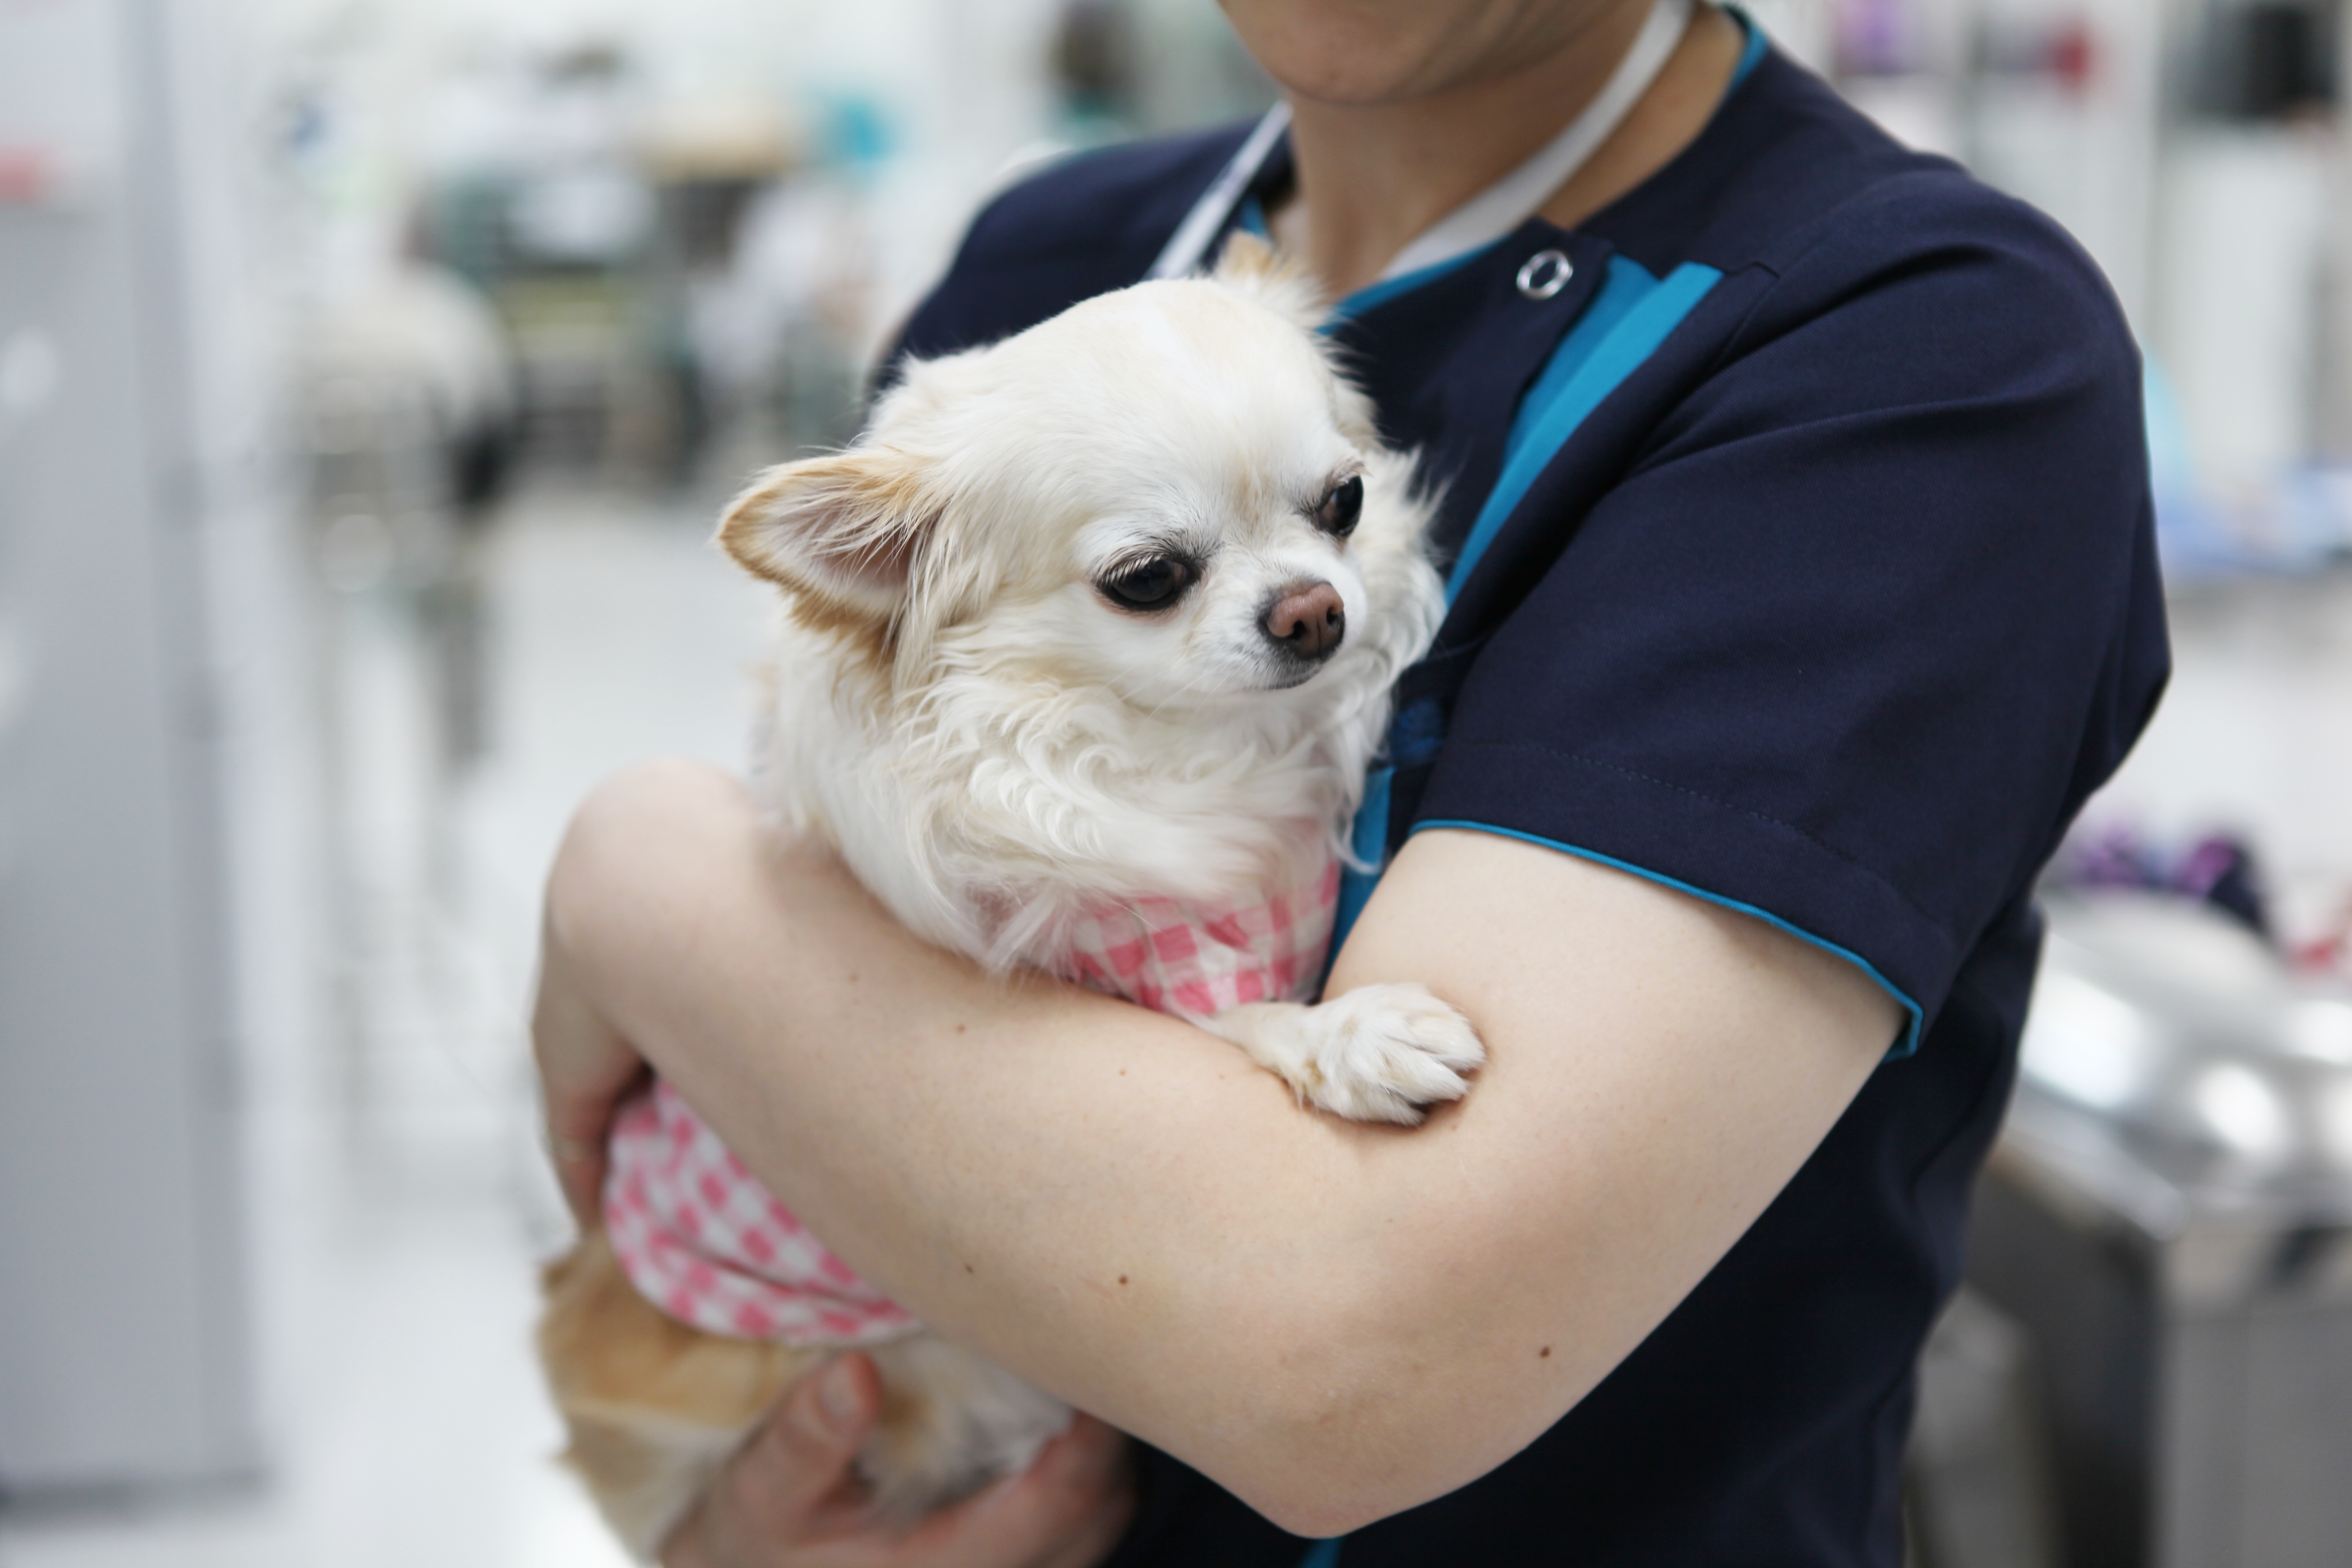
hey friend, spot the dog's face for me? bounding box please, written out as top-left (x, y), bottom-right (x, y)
top-left (720, 240), bottom-right (1408, 711)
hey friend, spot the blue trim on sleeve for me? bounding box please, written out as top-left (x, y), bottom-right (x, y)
top-left (1299, 1539), bottom-right (1344, 1568)
top-left (1446, 256), bottom-right (1723, 598)
top-left (1322, 51), bottom-right (1913, 1062)
top-left (1333, 256), bottom-right (1725, 986)
top-left (1414, 820), bottom-right (1925, 1058)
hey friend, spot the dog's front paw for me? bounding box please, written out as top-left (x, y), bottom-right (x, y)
top-left (1292, 982), bottom-right (1485, 1125)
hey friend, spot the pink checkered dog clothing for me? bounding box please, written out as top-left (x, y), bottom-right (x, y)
top-left (604, 855), bottom-right (1340, 1344)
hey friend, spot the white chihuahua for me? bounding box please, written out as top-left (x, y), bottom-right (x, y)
top-left (538, 235), bottom-right (1486, 1558)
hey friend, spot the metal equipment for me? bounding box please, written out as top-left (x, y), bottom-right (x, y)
top-left (1967, 891), bottom-right (2352, 1568)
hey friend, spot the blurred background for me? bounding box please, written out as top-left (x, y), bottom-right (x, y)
top-left (1, 2), bottom-right (2349, 1565)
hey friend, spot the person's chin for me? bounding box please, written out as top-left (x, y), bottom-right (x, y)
top-left (1216, 0), bottom-right (1468, 106)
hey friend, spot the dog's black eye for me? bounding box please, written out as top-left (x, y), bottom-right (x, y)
top-left (1099, 556), bottom-right (1197, 612)
top-left (1314, 476), bottom-right (1364, 537)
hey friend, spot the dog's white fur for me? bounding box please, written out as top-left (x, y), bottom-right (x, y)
top-left (541, 237), bottom-right (1486, 1555)
top-left (736, 248), bottom-right (1414, 956)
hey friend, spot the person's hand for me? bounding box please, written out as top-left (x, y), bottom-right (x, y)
top-left (534, 888), bottom-right (651, 1229)
top-left (664, 1352), bottom-right (1137, 1568)
top-left (534, 760), bottom-right (782, 1227)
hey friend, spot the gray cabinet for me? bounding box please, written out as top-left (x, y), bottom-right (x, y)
top-left (0, 0), bottom-right (270, 1494)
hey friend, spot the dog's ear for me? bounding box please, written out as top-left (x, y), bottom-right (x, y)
top-left (1211, 231), bottom-right (1328, 331)
top-left (718, 448), bottom-right (935, 621)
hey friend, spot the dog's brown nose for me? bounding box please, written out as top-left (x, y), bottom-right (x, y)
top-left (1264, 581), bottom-right (1345, 661)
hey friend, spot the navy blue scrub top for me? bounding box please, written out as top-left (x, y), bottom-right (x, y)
top-left (884, 35), bottom-right (2168, 1568)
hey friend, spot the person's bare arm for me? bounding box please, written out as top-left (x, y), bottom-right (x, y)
top-left (542, 759), bottom-right (1898, 1537)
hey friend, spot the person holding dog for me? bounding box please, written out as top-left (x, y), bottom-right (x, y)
top-left (534, 0), bottom-right (2165, 1563)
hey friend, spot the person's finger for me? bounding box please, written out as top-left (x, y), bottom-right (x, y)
top-left (899, 1414), bottom-right (1134, 1567)
top-left (770, 1355), bottom-right (881, 1518)
top-left (540, 1042), bottom-right (635, 1228)
top-left (537, 1047), bottom-right (627, 1229)
top-left (544, 1118), bottom-right (613, 1231)
top-left (532, 932), bottom-right (649, 1227)
top-left (1013, 1414), bottom-right (1129, 1510)
top-left (662, 1354), bottom-right (880, 1567)
top-left (731, 1355), bottom-right (884, 1547)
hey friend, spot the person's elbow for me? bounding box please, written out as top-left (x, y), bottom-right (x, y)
top-left (1235, 1456), bottom-right (1426, 1541)
top-left (1212, 1386), bottom-right (1442, 1538)
top-left (1214, 1363), bottom-right (1558, 1538)
top-left (1176, 1265), bottom-right (1562, 1539)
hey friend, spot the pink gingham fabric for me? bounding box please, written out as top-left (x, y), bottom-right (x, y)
top-left (604, 1083), bottom-right (923, 1344)
top-left (1048, 858), bottom-right (1339, 1015)
top-left (604, 854), bottom-right (1339, 1345)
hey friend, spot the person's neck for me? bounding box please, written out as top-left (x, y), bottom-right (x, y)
top-left (1270, 1), bottom-right (1743, 300)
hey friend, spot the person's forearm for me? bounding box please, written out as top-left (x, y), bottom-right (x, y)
top-left (551, 764), bottom-right (1489, 1532)
top-left (549, 761), bottom-right (1894, 1535)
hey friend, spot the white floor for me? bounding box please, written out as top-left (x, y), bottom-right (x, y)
top-left (1, 477), bottom-right (2346, 1568)
top-left (0, 483), bottom-right (768, 1568)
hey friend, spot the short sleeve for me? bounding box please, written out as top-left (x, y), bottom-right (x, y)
top-left (1411, 183), bottom-right (2170, 1046)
